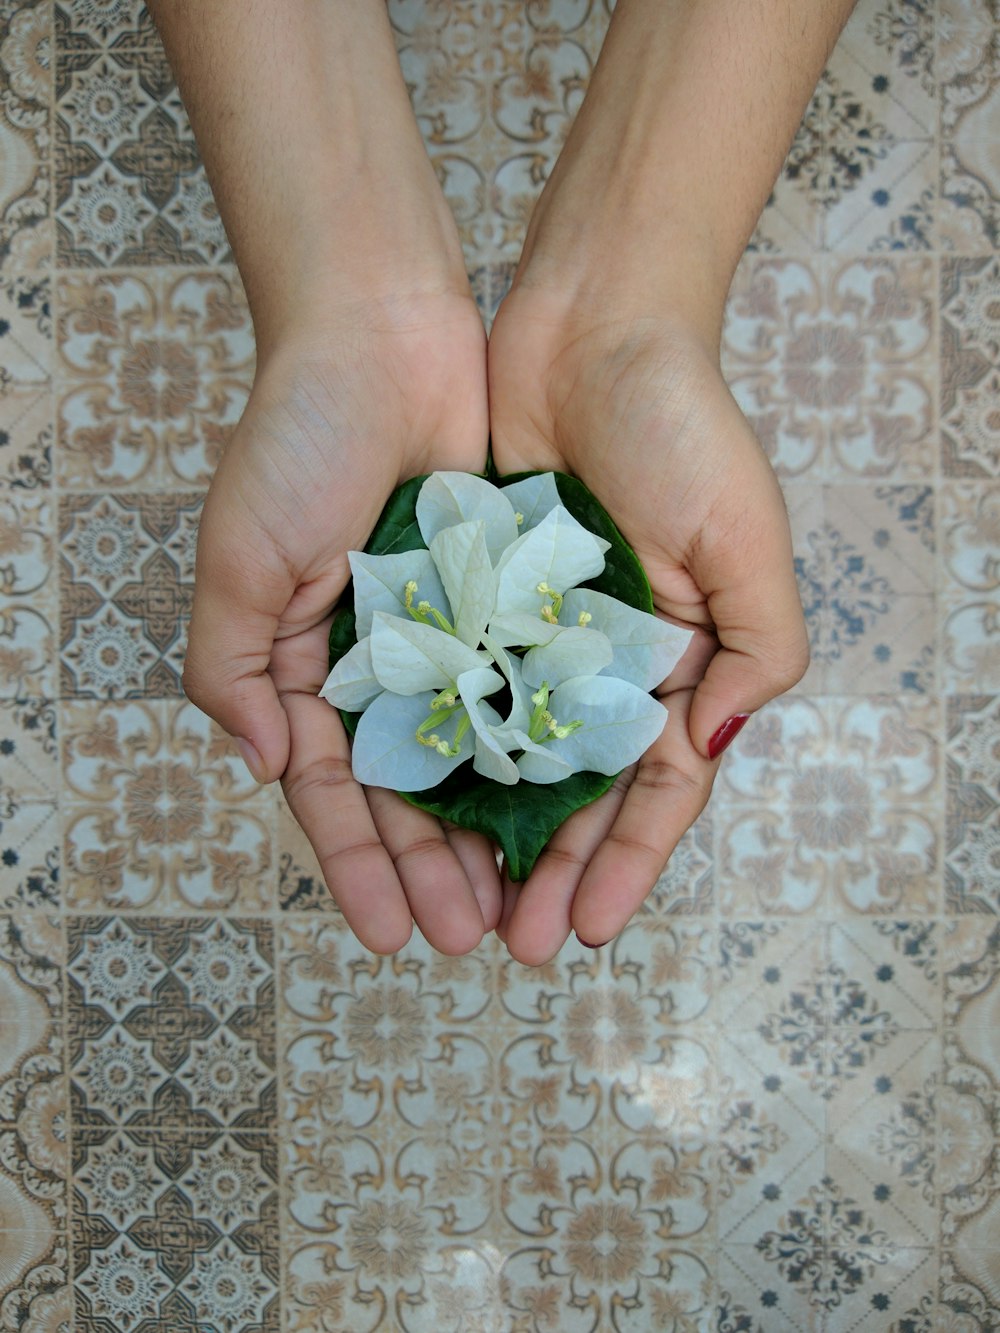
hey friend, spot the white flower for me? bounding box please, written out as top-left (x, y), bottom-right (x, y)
top-left (320, 472), bottom-right (692, 791)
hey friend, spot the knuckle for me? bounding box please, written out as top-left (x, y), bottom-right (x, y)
top-left (392, 834), bottom-right (446, 871)
top-left (281, 755), bottom-right (356, 810)
top-left (540, 842), bottom-right (589, 875)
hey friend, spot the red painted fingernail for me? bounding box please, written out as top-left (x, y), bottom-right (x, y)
top-left (576, 934), bottom-right (605, 950)
top-left (707, 713), bottom-right (751, 760)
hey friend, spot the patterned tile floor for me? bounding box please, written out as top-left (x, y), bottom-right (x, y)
top-left (0, 0), bottom-right (997, 1328)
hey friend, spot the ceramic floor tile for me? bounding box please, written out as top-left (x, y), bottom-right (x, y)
top-left (941, 256), bottom-right (1000, 479)
top-left (717, 696), bottom-right (941, 917)
top-left (724, 255), bottom-right (937, 482)
top-left (58, 492), bottom-right (201, 698)
top-left (55, 269), bottom-right (252, 488)
top-left (54, 4), bottom-right (229, 267)
top-left (0, 272), bottom-right (51, 489)
top-left (939, 0), bottom-right (1000, 252)
top-left (0, 697), bottom-right (59, 911)
top-left (752, 0), bottom-right (936, 255)
top-left (0, 913), bottom-right (67, 1329)
top-left (0, 2), bottom-right (51, 279)
top-left (940, 483), bottom-right (1000, 692)
top-left (945, 695), bottom-right (1000, 915)
top-left (61, 701), bottom-right (274, 911)
top-left (0, 492), bottom-right (57, 699)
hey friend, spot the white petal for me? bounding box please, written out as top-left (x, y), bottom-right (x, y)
top-left (349, 549), bottom-right (449, 639)
top-left (481, 633), bottom-right (533, 731)
top-left (319, 636), bottom-right (382, 710)
top-left (487, 612), bottom-right (564, 648)
top-left (351, 690), bottom-right (470, 791)
top-left (563, 588), bottom-right (693, 690)
top-left (545, 675), bottom-right (668, 774)
top-left (416, 471), bottom-right (519, 563)
top-left (369, 611), bottom-right (488, 694)
top-left (521, 625), bottom-right (614, 689)
top-left (493, 506), bottom-right (610, 616)
top-left (498, 473), bottom-right (562, 532)
top-left (513, 730), bottom-right (574, 785)
top-left (456, 667), bottom-right (520, 785)
top-left (429, 520), bottom-right (495, 647)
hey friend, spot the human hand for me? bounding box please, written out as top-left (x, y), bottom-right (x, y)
top-left (487, 286), bottom-right (810, 963)
top-left (183, 291), bottom-right (504, 953)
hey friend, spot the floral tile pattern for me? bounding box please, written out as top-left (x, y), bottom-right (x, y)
top-left (0, 914), bottom-right (68, 1330)
top-left (939, 0), bottom-right (1000, 251)
top-left (55, 269), bottom-right (252, 488)
top-left (941, 256), bottom-right (1000, 478)
top-left (0, 1), bottom-right (51, 276)
top-left (0, 493), bottom-right (56, 699)
top-left (0, 698), bottom-right (58, 911)
top-left (54, 2), bottom-right (229, 266)
top-left (754, 0), bottom-right (937, 254)
top-left (68, 916), bottom-right (278, 1331)
top-left (946, 695), bottom-right (1000, 914)
top-left (717, 696), bottom-right (941, 916)
top-left (58, 491), bottom-right (200, 697)
top-left (724, 255), bottom-right (936, 480)
top-left (60, 701), bottom-right (274, 913)
top-left (940, 483), bottom-right (1000, 692)
top-left (0, 271), bottom-right (51, 490)
top-left (0, 0), bottom-right (994, 1329)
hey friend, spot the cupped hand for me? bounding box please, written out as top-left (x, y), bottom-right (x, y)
top-left (488, 287), bottom-right (810, 963)
top-left (183, 291), bottom-right (503, 953)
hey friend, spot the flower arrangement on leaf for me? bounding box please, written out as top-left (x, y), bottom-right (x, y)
top-left (321, 470), bottom-right (691, 879)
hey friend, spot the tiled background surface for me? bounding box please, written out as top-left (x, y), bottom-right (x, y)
top-left (0, 0), bottom-right (997, 1328)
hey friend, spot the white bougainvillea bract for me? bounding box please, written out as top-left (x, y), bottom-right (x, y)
top-left (320, 472), bottom-right (691, 791)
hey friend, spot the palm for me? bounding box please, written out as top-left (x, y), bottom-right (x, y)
top-left (488, 289), bottom-right (803, 961)
top-left (187, 293), bottom-right (504, 952)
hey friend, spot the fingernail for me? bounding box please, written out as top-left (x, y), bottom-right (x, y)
top-left (708, 713), bottom-right (751, 760)
top-left (235, 737), bottom-right (266, 783)
top-left (576, 933), bottom-right (605, 950)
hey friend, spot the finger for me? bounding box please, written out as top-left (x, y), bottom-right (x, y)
top-left (501, 769), bottom-right (635, 966)
top-left (281, 688), bottom-right (413, 954)
top-left (183, 494), bottom-right (292, 783)
top-left (571, 691), bottom-right (715, 946)
top-left (686, 489), bottom-right (810, 760)
top-left (655, 620), bottom-right (718, 694)
top-left (443, 823), bottom-right (504, 933)
top-left (366, 790), bottom-right (488, 956)
top-left (494, 874), bottom-right (520, 945)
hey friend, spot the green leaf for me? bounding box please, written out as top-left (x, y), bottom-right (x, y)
top-left (328, 470), bottom-right (650, 878)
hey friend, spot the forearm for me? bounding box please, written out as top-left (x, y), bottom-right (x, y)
top-left (148, 0), bottom-right (467, 354)
top-left (518, 0), bottom-right (856, 345)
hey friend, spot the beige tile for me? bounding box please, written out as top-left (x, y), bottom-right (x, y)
top-left (717, 696), bottom-right (941, 916)
top-left (939, 0), bottom-right (1000, 251)
top-left (941, 256), bottom-right (1000, 478)
top-left (940, 483), bottom-right (1000, 691)
top-left (946, 694), bottom-right (1000, 914)
top-left (60, 700), bottom-right (275, 912)
top-left (0, 493), bottom-right (57, 699)
top-left (724, 256), bottom-right (937, 481)
top-left (55, 270), bottom-right (252, 488)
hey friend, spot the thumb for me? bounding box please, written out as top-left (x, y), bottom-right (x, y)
top-left (182, 508), bottom-right (293, 784)
top-left (686, 507), bottom-right (810, 761)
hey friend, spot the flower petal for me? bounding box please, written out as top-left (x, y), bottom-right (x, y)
top-left (456, 667), bottom-right (520, 785)
top-left (416, 471), bottom-right (519, 563)
top-left (513, 729), bottom-right (574, 785)
top-left (319, 636), bottom-right (382, 710)
top-left (349, 549), bottom-right (449, 639)
top-left (498, 473), bottom-right (562, 532)
top-left (369, 611), bottom-right (488, 694)
top-left (563, 588), bottom-right (693, 690)
top-left (521, 625), bottom-right (614, 689)
top-left (487, 612), bottom-right (564, 649)
top-left (429, 520), bottom-right (495, 647)
top-left (493, 506), bottom-right (611, 616)
top-left (351, 689), bottom-right (470, 791)
top-left (545, 675), bottom-right (668, 775)
top-left (481, 633), bottom-right (534, 731)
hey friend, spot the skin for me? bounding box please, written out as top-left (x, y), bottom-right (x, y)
top-left (150, 0), bottom-right (856, 959)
